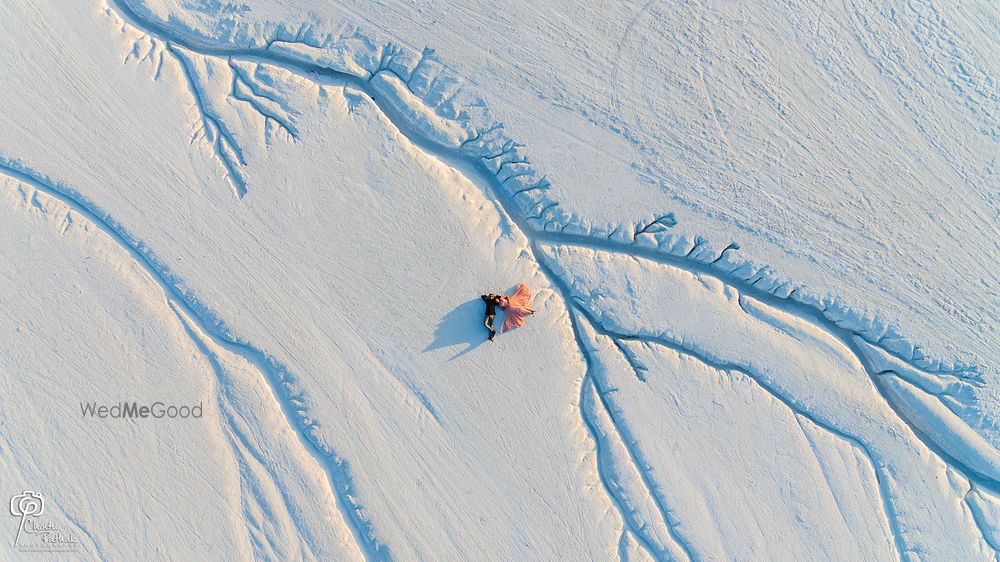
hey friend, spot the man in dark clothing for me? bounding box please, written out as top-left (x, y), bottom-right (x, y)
top-left (481, 293), bottom-right (500, 341)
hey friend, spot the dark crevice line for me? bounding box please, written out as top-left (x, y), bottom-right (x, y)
top-left (578, 282), bottom-right (1000, 552)
top-left (231, 62), bottom-right (285, 106)
top-left (581, 329), bottom-right (698, 562)
top-left (124, 0), bottom-right (961, 382)
top-left (856, 362), bottom-right (1000, 494)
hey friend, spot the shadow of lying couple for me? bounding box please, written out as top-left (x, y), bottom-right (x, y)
top-left (423, 285), bottom-right (520, 360)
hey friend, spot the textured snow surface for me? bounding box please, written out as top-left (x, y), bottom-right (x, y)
top-left (0, 0), bottom-right (997, 559)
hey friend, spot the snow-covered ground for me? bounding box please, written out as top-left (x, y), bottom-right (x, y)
top-left (0, 0), bottom-right (997, 559)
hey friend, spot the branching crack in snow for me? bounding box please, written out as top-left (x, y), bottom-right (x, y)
top-left (566, 308), bottom-right (694, 562)
top-left (107, 0), bottom-right (982, 382)
top-left (167, 46), bottom-right (249, 198)
top-left (635, 340), bottom-right (907, 561)
top-left (15, 1), bottom-right (987, 557)
top-left (118, 32), bottom-right (298, 198)
top-left (0, 161), bottom-right (387, 562)
top-left (527, 201), bottom-right (560, 222)
top-left (228, 60), bottom-right (299, 142)
top-left (554, 280), bottom-right (909, 560)
top-left (611, 339), bottom-right (649, 383)
top-left (170, 301), bottom-right (324, 559)
top-left (709, 242), bottom-right (740, 264)
top-left (859, 369), bottom-right (1000, 492)
top-left (635, 214), bottom-right (677, 236)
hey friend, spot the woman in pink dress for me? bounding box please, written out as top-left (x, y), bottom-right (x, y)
top-left (498, 283), bottom-right (536, 333)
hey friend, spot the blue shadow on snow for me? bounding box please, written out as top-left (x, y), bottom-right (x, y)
top-left (423, 297), bottom-right (498, 360)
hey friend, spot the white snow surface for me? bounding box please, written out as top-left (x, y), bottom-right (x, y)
top-left (0, 0), bottom-right (997, 560)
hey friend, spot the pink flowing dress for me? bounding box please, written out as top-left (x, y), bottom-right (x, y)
top-left (499, 283), bottom-right (535, 333)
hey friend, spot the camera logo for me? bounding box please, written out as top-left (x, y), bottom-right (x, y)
top-left (10, 491), bottom-right (44, 517)
top-left (8, 491), bottom-right (77, 552)
top-left (10, 491), bottom-right (44, 547)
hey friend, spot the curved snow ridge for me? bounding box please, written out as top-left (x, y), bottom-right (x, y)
top-left (856, 339), bottom-right (1000, 484)
top-left (965, 485), bottom-right (1000, 555)
top-left (876, 372), bottom-right (1000, 483)
top-left (106, 0), bottom-right (982, 381)
top-left (0, 161), bottom-right (388, 562)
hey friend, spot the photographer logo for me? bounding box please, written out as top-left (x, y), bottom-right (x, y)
top-left (9, 491), bottom-right (78, 553)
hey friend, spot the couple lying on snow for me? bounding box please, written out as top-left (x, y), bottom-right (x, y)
top-left (481, 283), bottom-right (536, 341)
